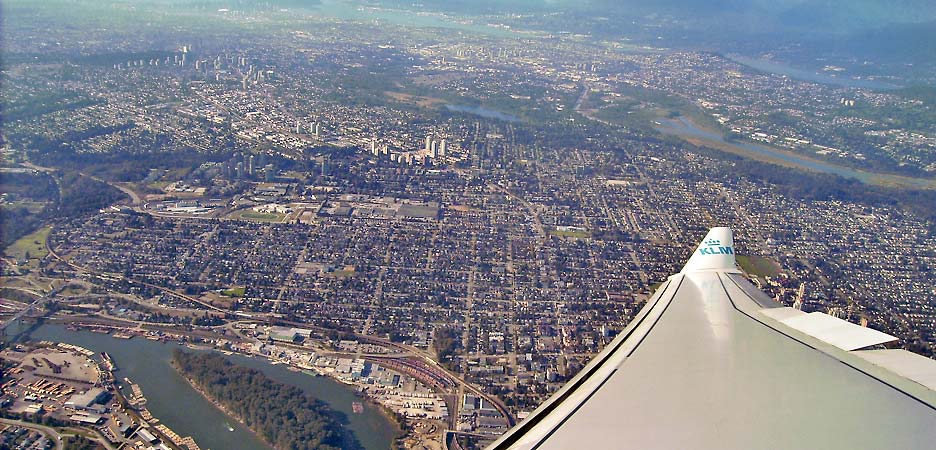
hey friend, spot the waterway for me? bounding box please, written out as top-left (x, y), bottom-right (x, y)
top-left (25, 324), bottom-right (398, 450)
top-left (444, 104), bottom-right (521, 122)
top-left (656, 116), bottom-right (936, 190)
top-left (726, 54), bottom-right (898, 90)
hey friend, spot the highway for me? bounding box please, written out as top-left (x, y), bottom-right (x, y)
top-left (0, 295), bottom-right (45, 336)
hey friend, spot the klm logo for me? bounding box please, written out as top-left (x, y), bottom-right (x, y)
top-left (699, 238), bottom-right (733, 256)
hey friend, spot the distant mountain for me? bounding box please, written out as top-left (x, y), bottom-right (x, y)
top-left (377, 1), bottom-right (936, 73)
top-left (592, 0), bottom-right (935, 25)
top-left (377, 0), bottom-right (547, 14)
top-left (385, 1), bottom-right (936, 34)
top-left (171, 0), bottom-right (323, 11)
top-left (770, 0), bottom-right (936, 32)
top-left (826, 20), bottom-right (936, 63)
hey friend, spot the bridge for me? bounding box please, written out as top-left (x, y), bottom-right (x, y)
top-left (0, 297), bottom-right (47, 343)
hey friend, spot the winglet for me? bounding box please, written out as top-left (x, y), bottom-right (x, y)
top-left (681, 227), bottom-right (739, 273)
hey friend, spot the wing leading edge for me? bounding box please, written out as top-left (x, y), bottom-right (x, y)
top-left (486, 227), bottom-right (936, 450)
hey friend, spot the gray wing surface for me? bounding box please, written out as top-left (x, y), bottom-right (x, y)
top-left (487, 227), bottom-right (936, 450)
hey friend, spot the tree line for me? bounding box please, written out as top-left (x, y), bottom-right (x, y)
top-left (172, 350), bottom-right (361, 450)
top-left (1, 170), bottom-right (126, 251)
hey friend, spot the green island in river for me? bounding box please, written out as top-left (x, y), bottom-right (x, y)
top-left (172, 350), bottom-right (361, 450)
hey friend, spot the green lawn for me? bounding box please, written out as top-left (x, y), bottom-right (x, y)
top-left (221, 286), bottom-right (246, 297)
top-left (231, 209), bottom-right (286, 222)
top-left (327, 269), bottom-right (356, 278)
top-left (59, 283), bottom-right (88, 296)
top-left (589, 85), bottom-right (725, 132)
top-left (4, 226), bottom-right (51, 268)
top-left (549, 229), bottom-right (590, 239)
top-left (736, 255), bottom-right (782, 278)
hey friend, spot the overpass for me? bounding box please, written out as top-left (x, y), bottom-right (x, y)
top-left (0, 297), bottom-right (46, 343)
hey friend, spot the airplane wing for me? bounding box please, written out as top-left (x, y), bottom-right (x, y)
top-left (487, 227), bottom-right (936, 449)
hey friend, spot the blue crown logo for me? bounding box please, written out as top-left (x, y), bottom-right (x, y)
top-left (704, 239), bottom-right (721, 247)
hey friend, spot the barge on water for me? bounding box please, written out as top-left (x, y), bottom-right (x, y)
top-left (100, 351), bottom-right (118, 371)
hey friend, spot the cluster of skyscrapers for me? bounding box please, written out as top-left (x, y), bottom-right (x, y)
top-left (297, 121), bottom-right (324, 137)
top-left (363, 136), bottom-right (448, 166)
top-left (222, 152), bottom-right (274, 181)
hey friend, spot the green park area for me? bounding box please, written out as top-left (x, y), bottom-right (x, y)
top-left (221, 286), bottom-right (246, 297)
top-left (323, 266), bottom-right (356, 278)
top-left (589, 85), bottom-right (722, 131)
top-left (736, 255), bottom-right (782, 278)
top-left (229, 209), bottom-right (286, 223)
top-left (549, 229), bottom-right (590, 239)
top-left (4, 226), bottom-right (51, 269)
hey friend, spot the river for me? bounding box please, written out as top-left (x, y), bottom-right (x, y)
top-left (26, 324), bottom-right (398, 450)
top-left (726, 54), bottom-right (898, 90)
top-left (656, 117), bottom-right (936, 190)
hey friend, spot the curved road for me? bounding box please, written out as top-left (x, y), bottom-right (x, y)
top-left (276, 319), bottom-right (517, 426)
top-left (0, 418), bottom-right (64, 450)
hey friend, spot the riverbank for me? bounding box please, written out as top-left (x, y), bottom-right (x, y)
top-left (171, 350), bottom-right (359, 450)
top-left (725, 54), bottom-right (898, 90)
top-left (171, 363), bottom-right (274, 450)
top-left (175, 361), bottom-right (404, 450)
top-left (240, 355), bottom-right (408, 449)
top-left (24, 322), bottom-right (399, 450)
top-left (657, 116), bottom-right (936, 190)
